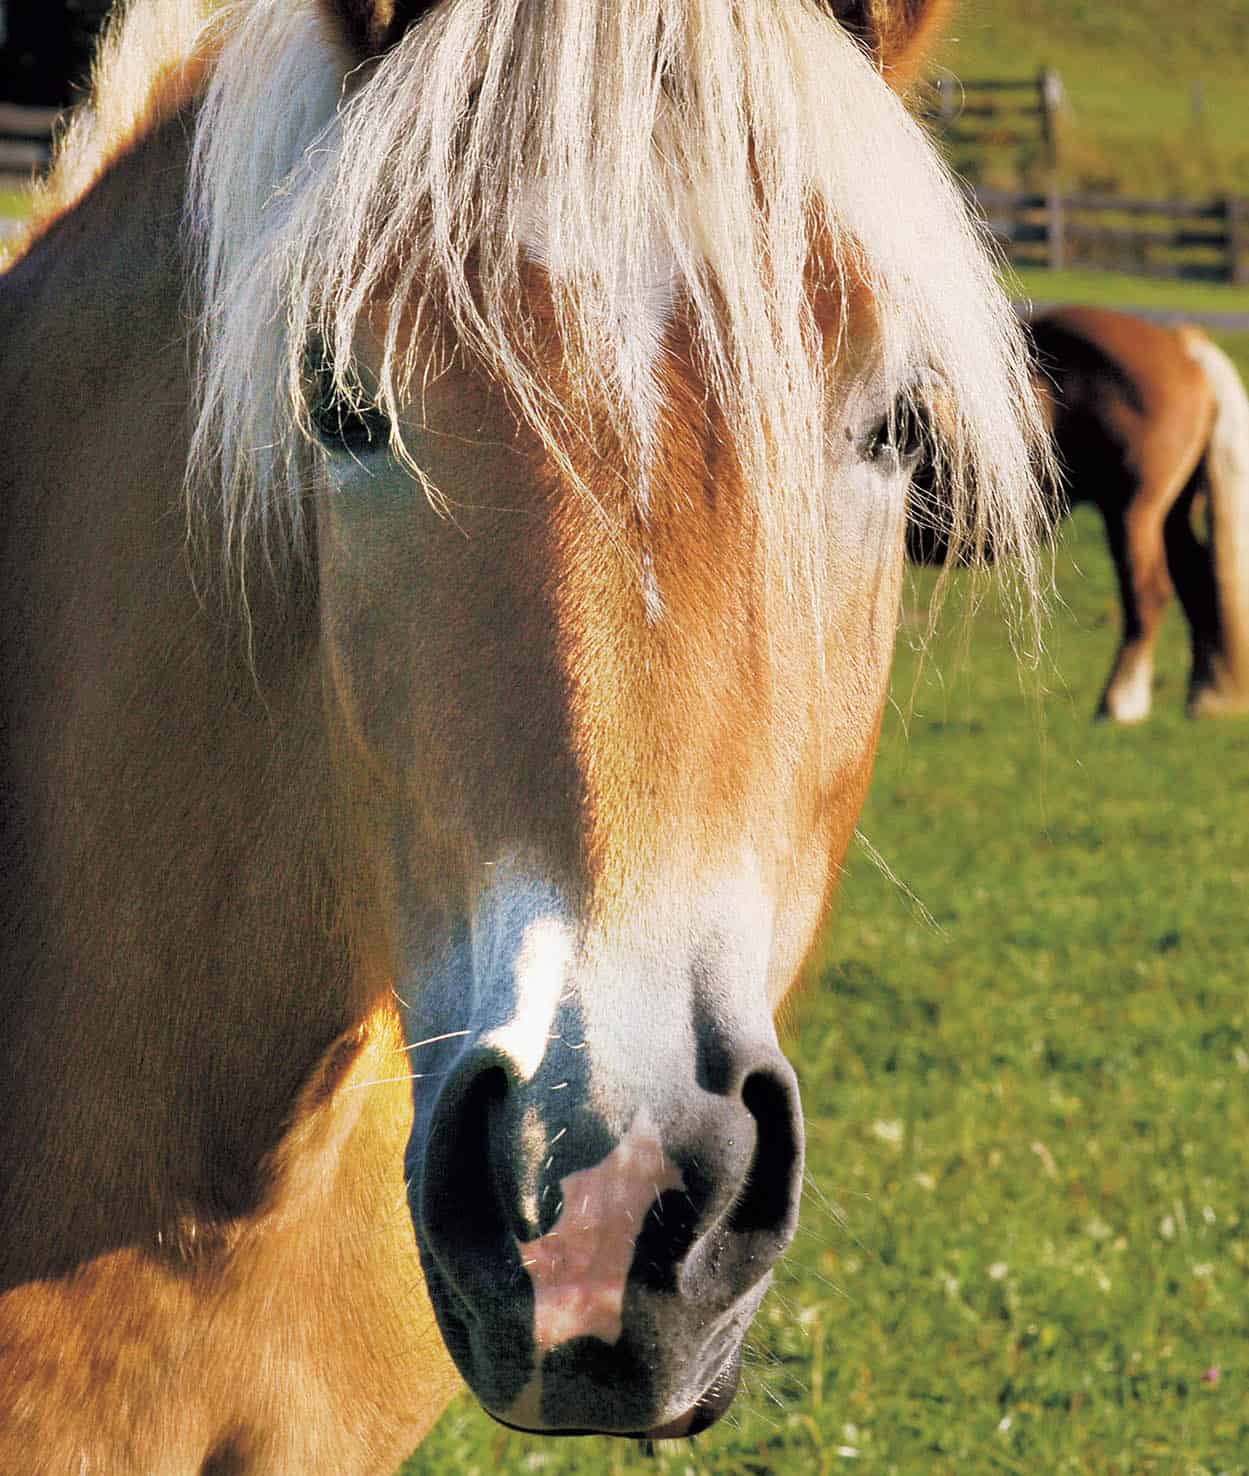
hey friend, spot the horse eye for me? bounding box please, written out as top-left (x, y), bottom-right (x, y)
top-left (308, 357), bottom-right (391, 453)
top-left (863, 398), bottom-right (926, 469)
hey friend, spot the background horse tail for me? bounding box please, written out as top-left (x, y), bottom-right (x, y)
top-left (1179, 327), bottom-right (1249, 712)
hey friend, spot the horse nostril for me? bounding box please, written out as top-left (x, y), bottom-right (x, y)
top-left (727, 1067), bottom-right (803, 1238)
top-left (672, 1055), bottom-right (803, 1309)
top-left (421, 1058), bottom-right (515, 1277)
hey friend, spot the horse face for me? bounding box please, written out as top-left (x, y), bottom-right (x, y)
top-left (288, 0), bottom-right (959, 1442)
top-left (310, 303), bottom-right (913, 1435)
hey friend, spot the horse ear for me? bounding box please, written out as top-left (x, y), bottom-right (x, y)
top-left (828, 0), bottom-right (953, 90)
top-left (324, 0), bottom-right (440, 59)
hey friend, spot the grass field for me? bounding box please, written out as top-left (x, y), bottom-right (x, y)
top-left (1008, 269), bottom-right (1249, 322)
top-left (403, 350), bottom-right (1249, 1474)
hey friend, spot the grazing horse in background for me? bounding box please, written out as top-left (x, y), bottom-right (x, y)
top-left (1029, 307), bottom-right (1249, 722)
top-left (0, 0), bottom-right (1045, 1471)
top-left (912, 305), bottom-right (1249, 722)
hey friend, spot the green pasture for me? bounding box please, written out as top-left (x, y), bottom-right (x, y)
top-left (405, 342), bottom-right (1249, 1474)
top-left (0, 189), bottom-right (32, 266)
top-left (1008, 268), bottom-right (1249, 322)
top-left (0, 189), bottom-right (31, 219)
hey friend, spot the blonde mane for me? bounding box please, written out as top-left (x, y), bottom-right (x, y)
top-left (39, 0), bottom-right (1051, 624)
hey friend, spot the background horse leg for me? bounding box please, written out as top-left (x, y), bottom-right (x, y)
top-left (1162, 462), bottom-right (1225, 713)
top-left (1097, 499), bottom-right (1173, 723)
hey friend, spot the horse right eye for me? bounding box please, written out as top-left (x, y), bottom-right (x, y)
top-left (863, 396), bottom-right (926, 470)
top-left (308, 362), bottom-right (391, 453)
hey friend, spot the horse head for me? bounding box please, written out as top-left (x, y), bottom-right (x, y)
top-left (195, 0), bottom-right (1039, 1438)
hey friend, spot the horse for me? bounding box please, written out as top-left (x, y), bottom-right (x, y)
top-left (910, 305), bottom-right (1249, 722)
top-left (1026, 306), bottom-right (1249, 722)
top-left (0, 1), bottom-right (1046, 1470)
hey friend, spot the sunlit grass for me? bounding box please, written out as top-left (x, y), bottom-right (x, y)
top-left (0, 187), bottom-right (33, 265)
top-left (0, 187), bottom-right (32, 220)
top-left (1008, 267), bottom-right (1249, 319)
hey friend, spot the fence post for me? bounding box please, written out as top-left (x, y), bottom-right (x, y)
top-left (1038, 66), bottom-right (1063, 171)
top-left (1037, 66), bottom-right (1066, 273)
top-left (932, 74), bottom-right (956, 129)
top-left (1047, 179), bottom-right (1066, 273)
top-left (1190, 80), bottom-right (1204, 125)
top-left (1226, 197), bottom-right (1249, 286)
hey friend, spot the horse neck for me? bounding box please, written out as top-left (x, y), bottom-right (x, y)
top-left (0, 117), bottom-right (356, 1273)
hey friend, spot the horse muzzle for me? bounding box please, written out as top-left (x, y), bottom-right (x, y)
top-left (409, 1029), bottom-right (804, 1435)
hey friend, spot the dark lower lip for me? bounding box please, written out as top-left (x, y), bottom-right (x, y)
top-left (642, 1349), bottom-right (742, 1440)
top-left (486, 1347), bottom-right (742, 1441)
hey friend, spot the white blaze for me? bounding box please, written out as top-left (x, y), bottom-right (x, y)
top-left (486, 913), bottom-right (577, 1082)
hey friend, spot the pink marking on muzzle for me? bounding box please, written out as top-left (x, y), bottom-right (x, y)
top-left (520, 1109), bottom-right (685, 1352)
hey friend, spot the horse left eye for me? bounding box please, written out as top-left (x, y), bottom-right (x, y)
top-left (863, 398), bottom-right (925, 469)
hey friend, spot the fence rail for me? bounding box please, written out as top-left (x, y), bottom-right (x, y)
top-left (923, 69), bottom-right (1063, 168)
top-left (0, 101), bottom-right (56, 181)
top-left (971, 186), bottom-right (1249, 285)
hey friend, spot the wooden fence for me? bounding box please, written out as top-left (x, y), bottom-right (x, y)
top-left (923, 69), bottom-right (1064, 170)
top-left (971, 186), bottom-right (1249, 285)
top-left (0, 101), bottom-right (55, 184)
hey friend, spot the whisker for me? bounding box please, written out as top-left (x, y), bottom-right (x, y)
top-left (399, 1028), bottom-right (471, 1054)
top-left (344, 1070), bottom-right (451, 1092)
